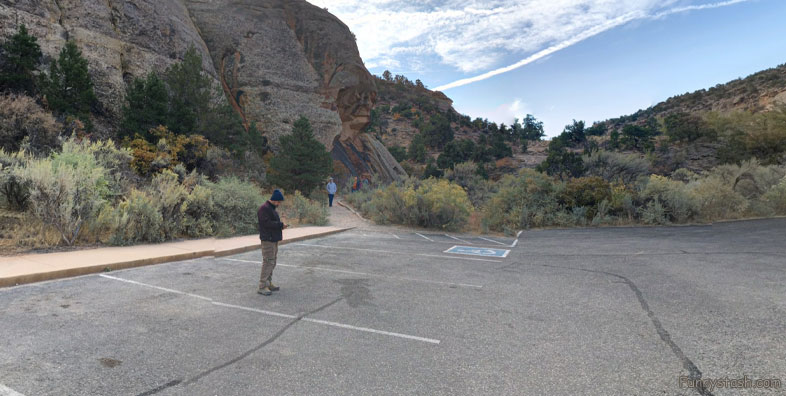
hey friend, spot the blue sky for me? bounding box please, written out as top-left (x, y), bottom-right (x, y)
top-left (306, 0), bottom-right (786, 136)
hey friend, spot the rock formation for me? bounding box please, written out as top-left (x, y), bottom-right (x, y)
top-left (0, 0), bottom-right (406, 182)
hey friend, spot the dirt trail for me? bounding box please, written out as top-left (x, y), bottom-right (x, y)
top-left (327, 199), bottom-right (372, 229)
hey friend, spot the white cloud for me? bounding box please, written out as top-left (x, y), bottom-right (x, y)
top-left (308, 0), bottom-right (753, 88)
top-left (435, 0), bottom-right (754, 91)
top-left (473, 99), bottom-right (533, 126)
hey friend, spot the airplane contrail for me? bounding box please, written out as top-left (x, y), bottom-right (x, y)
top-left (434, 0), bottom-right (753, 92)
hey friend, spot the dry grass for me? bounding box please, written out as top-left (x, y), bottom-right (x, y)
top-left (0, 209), bottom-right (62, 255)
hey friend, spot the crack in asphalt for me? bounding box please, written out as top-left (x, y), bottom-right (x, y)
top-left (135, 380), bottom-right (182, 396)
top-left (135, 296), bottom-right (344, 396)
top-left (535, 263), bottom-right (715, 396)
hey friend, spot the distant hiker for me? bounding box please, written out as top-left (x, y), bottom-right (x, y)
top-left (362, 177), bottom-right (370, 190)
top-left (327, 177), bottom-right (337, 207)
top-left (352, 176), bottom-right (360, 192)
top-left (257, 189), bottom-right (288, 296)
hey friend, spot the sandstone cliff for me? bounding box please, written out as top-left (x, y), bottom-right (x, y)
top-left (0, 0), bottom-right (406, 182)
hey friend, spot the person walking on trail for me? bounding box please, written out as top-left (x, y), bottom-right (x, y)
top-left (351, 176), bottom-right (360, 192)
top-left (326, 177), bottom-right (337, 207)
top-left (257, 189), bottom-right (288, 296)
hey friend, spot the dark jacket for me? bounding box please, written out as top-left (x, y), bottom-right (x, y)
top-left (257, 201), bottom-right (284, 242)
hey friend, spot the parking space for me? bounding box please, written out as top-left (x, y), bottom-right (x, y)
top-left (1, 220), bottom-right (785, 395)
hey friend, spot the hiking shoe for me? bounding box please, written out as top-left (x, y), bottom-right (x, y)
top-left (268, 283), bottom-right (280, 291)
top-left (257, 287), bottom-right (272, 296)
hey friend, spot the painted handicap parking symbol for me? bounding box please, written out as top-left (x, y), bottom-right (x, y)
top-left (445, 245), bottom-right (510, 258)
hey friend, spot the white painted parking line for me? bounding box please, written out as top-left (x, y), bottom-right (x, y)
top-left (291, 243), bottom-right (503, 263)
top-left (211, 302), bottom-right (297, 319)
top-left (478, 237), bottom-right (508, 246)
top-left (389, 233), bottom-right (401, 239)
top-left (99, 275), bottom-right (440, 344)
top-left (445, 234), bottom-right (471, 244)
top-left (516, 230), bottom-right (523, 238)
top-left (0, 384), bottom-right (26, 396)
top-left (221, 258), bottom-right (484, 288)
top-left (99, 274), bottom-right (212, 301)
top-left (302, 318), bottom-right (440, 344)
top-left (511, 239), bottom-right (518, 248)
top-left (415, 233), bottom-right (434, 242)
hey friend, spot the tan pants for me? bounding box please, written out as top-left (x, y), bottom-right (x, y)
top-left (259, 241), bottom-right (278, 288)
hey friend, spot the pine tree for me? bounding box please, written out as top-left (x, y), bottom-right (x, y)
top-left (0, 24), bottom-right (42, 95)
top-left (120, 72), bottom-right (168, 140)
top-left (162, 46), bottom-right (249, 155)
top-left (42, 41), bottom-right (97, 123)
top-left (164, 46), bottom-right (213, 134)
top-left (268, 116), bottom-right (332, 195)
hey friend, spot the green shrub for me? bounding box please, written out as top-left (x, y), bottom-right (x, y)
top-left (368, 178), bottom-right (471, 231)
top-left (343, 188), bottom-right (375, 215)
top-left (583, 150), bottom-right (650, 184)
top-left (688, 175), bottom-right (747, 221)
top-left (762, 176), bottom-right (786, 215)
top-left (59, 137), bottom-right (133, 200)
top-left (388, 145), bottom-right (407, 162)
top-left (280, 190), bottom-right (328, 226)
top-left (559, 176), bottom-right (611, 219)
top-left (485, 169), bottom-right (561, 232)
top-left (609, 183), bottom-right (637, 220)
top-left (671, 168), bottom-right (699, 183)
top-left (641, 175), bottom-right (698, 223)
top-left (709, 159), bottom-right (786, 199)
top-left (640, 199), bottom-right (668, 225)
top-left (0, 149), bottom-right (30, 211)
top-left (207, 176), bottom-right (265, 236)
top-left (148, 170), bottom-right (188, 239)
top-left (592, 199), bottom-right (613, 225)
top-left (14, 147), bottom-right (109, 245)
top-left (181, 184), bottom-right (215, 238)
top-left (664, 112), bottom-right (716, 142)
top-left (101, 189), bottom-right (165, 245)
top-left (444, 161), bottom-right (495, 208)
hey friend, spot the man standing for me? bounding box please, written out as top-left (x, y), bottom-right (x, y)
top-left (326, 177), bottom-right (337, 207)
top-left (257, 189), bottom-right (288, 296)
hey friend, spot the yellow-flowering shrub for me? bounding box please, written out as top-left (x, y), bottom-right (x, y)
top-left (369, 178), bottom-right (471, 231)
top-left (280, 190), bottom-right (328, 226)
top-left (484, 169), bottom-right (561, 232)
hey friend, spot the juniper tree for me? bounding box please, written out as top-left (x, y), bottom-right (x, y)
top-left (120, 72), bottom-right (168, 140)
top-left (268, 116), bottom-right (332, 195)
top-left (164, 46), bottom-right (213, 135)
top-left (42, 41), bottom-right (97, 125)
top-left (0, 24), bottom-right (42, 95)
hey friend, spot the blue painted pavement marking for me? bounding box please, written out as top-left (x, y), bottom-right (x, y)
top-left (444, 245), bottom-right (510, 258)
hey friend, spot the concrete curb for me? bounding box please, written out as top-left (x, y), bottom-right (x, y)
top-left (521, 215), bottom-right (786, 233)
top-left (0, 251), bottom-right (214, 288)
top-left (0, 227), bottom-right (353, 288)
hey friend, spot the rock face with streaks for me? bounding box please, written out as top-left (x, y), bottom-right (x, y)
top-left (0, 0), bottom-right (406, 182)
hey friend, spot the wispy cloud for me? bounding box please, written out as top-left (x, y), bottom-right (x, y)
top-left (436, 0), bottom-right (754, 91)
top-left (307, 0), bottom-right (753, 89)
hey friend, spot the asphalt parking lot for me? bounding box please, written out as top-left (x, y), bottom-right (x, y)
top-left (1, 219), bottom-right (785, 395)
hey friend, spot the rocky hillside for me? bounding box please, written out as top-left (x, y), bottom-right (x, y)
top-left (0, 0), bottom-right (406, 182)
top-left (370, 62), bottom-right (786, 178)
top-left (606, 63), bottom-right (786, 130)
top-left (367, 75), bottom-right (547, 177)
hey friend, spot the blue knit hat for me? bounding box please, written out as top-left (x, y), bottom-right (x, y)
top-left (270, 189), bottom-right (284, 201)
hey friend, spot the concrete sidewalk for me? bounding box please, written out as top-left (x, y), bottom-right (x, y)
top-left (0, 226), bottom-right (352, 288)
